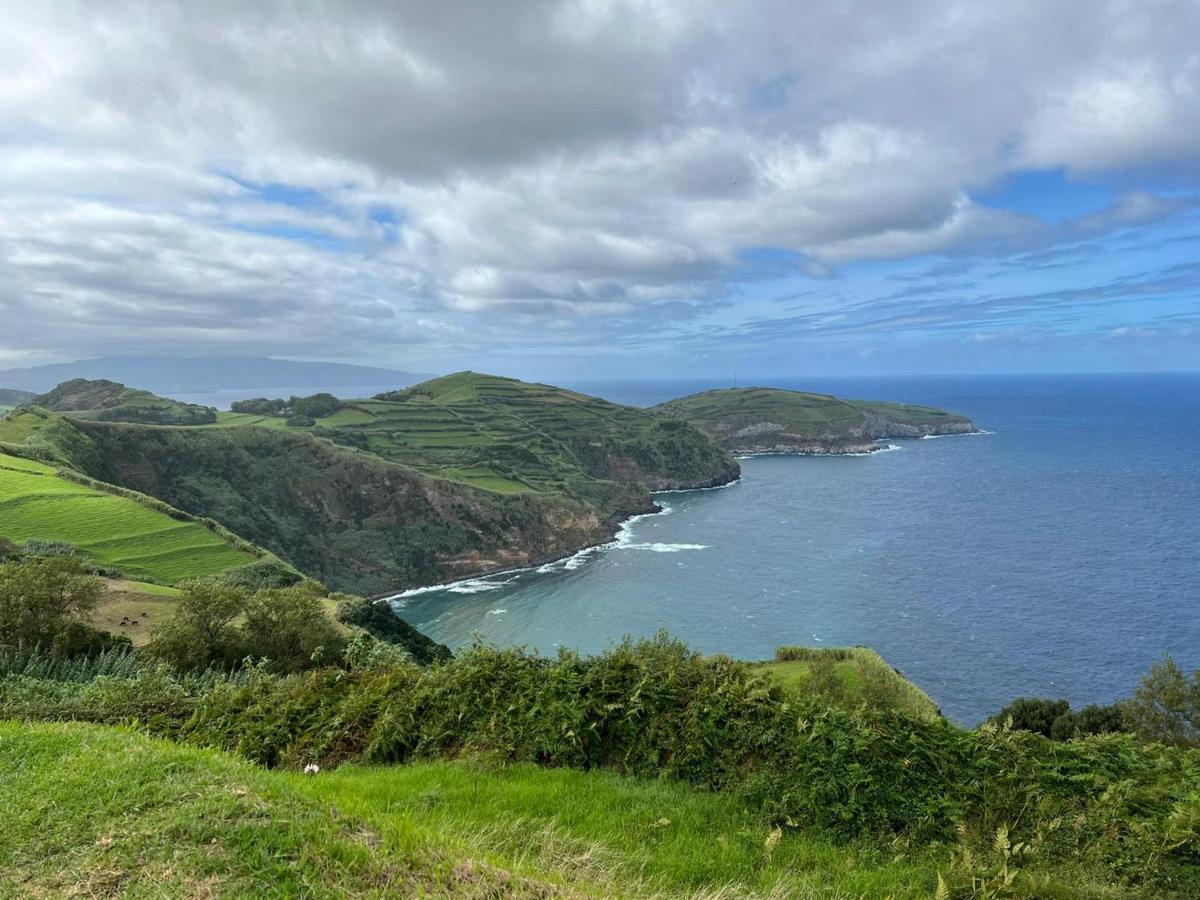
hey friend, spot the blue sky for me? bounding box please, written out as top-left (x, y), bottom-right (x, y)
top-left (1, 2), bottom-right (1197, 379)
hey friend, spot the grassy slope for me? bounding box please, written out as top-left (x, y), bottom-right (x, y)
top-left (0, 721), bottom-right (946, 898)
top-left (0, 451), bottom-right (256, 584)
top-left (32, 379), bottom-right (216, 425)
top-left (756, 647), bottom-right (942, 721)
top-left (656, 387), bottom-right (976, 451)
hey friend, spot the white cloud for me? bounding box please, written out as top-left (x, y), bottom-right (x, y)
top-left (1, 0), bottom-right (1198, 364)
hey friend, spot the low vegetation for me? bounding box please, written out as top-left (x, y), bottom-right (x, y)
top-left (0, 556), bottom-right (449, 671)
top-left (992, 657), bottom-right (1200, 748)
top-left (1, 554), bottom-right (1197, 896)
top-left (1, 635), bottom-right (1197, 895)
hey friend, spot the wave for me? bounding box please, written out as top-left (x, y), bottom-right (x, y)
top-left (619, 542), bottom-right (708, 552)
top-left (386, 496), bottom-right (696, 601)
top-left (446, 580), bottom-right (506, 594)
top-left (652, 477), bottom-right (741, 495)
top-left (919, 429), bottom-right (994, 439)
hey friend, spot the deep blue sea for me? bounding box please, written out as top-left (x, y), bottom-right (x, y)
top-left (392, 374), bottom-right (1200, 724)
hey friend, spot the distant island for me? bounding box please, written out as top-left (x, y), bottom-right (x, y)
top-left (656, 386), bottom-right (979, 455)
top-left (0, 354), bottom-right (425, 395)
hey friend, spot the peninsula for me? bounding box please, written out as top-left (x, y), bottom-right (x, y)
top-left (656, 386), bottom-right (979, 454)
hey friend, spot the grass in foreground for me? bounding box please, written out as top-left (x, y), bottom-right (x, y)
top-left (0, 720), bottom-right (538, 898)
top-left (1, 720), bottom-right (946, 898)
top-left (0, 451), bottom-right (256, 584)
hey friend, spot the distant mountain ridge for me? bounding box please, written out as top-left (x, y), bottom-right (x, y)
top-left (0, 388), bottom-right (35, 406)
top-left (0, 356), bottom-right (424, 395)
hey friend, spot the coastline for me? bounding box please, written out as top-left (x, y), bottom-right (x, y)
top-left (373, 431), bottom-right (990, 604)
top-left (729, 426), bottom-right (986, 458)
top-left (378, 476), bottom-right (742, 604)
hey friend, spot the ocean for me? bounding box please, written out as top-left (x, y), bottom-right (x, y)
top-left (392, 373), bottom-right (1200, 724)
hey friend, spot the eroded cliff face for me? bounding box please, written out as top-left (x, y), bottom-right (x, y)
top-left (74, 422), bottom-right (658, 595)
top-left (860, 410), bottom-right (979, 440)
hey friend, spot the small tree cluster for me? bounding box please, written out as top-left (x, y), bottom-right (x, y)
top-left (230, 392), bottom-right (343, 420)
top-left (990, 654), bottom-right (1200, 746)
top-left (148, 580), bottom-right (346, 673)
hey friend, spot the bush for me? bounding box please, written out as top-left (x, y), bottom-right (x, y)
top-left (148, 581), bottom-right (249, 672)
top-left (289, 393), bottom-right (342, 419)
top-left (1050, 703), bottom-right (1128, 740)
top-left (989, 696), bottom-right (1070, 737)
top-left (285, 414), bottom-right (315, 427)
top-left (217, 559), bottom-right (304, 591)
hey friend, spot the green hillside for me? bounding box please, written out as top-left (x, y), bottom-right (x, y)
top-left (33, 378), bottom-right (217, 425)
top-left (68, 421), bottom-right (630, 595)
top-left (220, 371), bottom-right (740, 502)
top-left (0, 372), bottom-right (739, 594)
top-left (0, 451), bottom-right (257, 584)
top-left (656, 386), bottom-right (978, 453)
top-left (757, 646), bottom-right (942, 721)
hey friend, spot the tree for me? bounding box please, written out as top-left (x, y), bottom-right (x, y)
top-left (147, 581), bottom-right (249, 671)
top-left (1123, 654), bottom-right (1200, 747)
top-left (242, 583), bottom-right (345, 672)
top-left (0, 556), bottom-right (103, 650)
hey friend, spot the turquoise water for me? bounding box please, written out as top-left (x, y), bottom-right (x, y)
top-left (393, 374), bottom-right (1200, 723)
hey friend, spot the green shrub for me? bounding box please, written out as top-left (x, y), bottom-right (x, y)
top-left (989, 696), bottom-right (1070, 737)
top-left (241, 584), bottom-right (346, 672)
top-left (217, 558), bottom-right (304, 590)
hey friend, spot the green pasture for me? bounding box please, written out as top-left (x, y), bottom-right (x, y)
top-left (0, 452), bottom-right (256, 583)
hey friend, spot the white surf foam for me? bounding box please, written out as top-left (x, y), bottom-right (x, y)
top-left (619, 542), bottom-right (708, 552)
top-left (919, 429), bottom-right (993, 439)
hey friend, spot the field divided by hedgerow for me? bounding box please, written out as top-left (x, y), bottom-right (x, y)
top-left (0, 452), bottom-right (256, 583)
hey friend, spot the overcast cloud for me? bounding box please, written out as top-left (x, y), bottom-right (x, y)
top-left (1, 0), bottom-right (1198, 376)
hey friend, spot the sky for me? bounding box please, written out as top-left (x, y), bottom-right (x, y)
top-left (1, 0), bottom-right (1198, 380)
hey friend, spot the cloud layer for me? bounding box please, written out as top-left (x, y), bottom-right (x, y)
top-left (1, 0), bottom-right (1198, 372)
